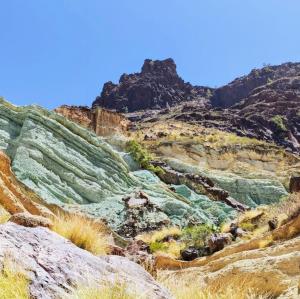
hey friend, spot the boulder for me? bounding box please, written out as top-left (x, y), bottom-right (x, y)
top-left (180, 247), bottom-right (199, 261)
top-left (9, 212), bottom-right (52, 228)
top-left (0, 222), bottom-right (171, 299)
top-left (290, 176), bottom-right (300, 193)
top-left (207, 233), bottom-right (232, 254)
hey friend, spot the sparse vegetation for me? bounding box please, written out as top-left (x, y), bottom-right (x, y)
top-left (0, 259), bottom-right (30, 299)
top-left (158, 272), bottom-right (276, 299)
top-left (0, 205), bottom-right (10, 224)
top-left (138, 225), bottom-right (217, 259)
top-left (52, 212), bottom-right (110, 255)
top-left (70, 283), bottom-right (135, 299)
top-left (271, 115), bottom-right (287, 132)
top-left (181, 224), bottom-right (216, 249)
top-left (126, 139), bottom-right (164, 174)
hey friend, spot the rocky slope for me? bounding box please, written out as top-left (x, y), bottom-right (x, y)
top-left (130, 120), bottom-right (299, 208)
top-left (90, 59), bottom-right (300, 153)
top-left (0, 99), bottom-right (240, 236)
top-left (0, 222), bottom-right (170, 299)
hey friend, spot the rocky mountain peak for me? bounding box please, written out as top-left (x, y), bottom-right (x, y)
top-left (141, 58), bottom-right (178, 77)
top-left (92, 58), bottom-right (211, 112)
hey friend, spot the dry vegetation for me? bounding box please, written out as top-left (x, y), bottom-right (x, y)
top-left (158, 272), bottom-right (274, 299)
top-left (225, 193), bottom-right (300, 239)
top-left (137, 225), bottom-right (216, 259)
top-left (51, 212), bottom-right (110, 256)
top-left (0, 204), bottom-right (10, 224)
top-left (70, 283), bottom-right (135, 299)
top-left (0, 259), bottom-right (30, 299)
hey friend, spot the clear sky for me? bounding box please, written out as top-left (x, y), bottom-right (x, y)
top-left (1, 0), bottom-right (300, 109)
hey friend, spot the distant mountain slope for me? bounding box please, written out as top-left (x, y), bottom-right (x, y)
top-left (91, 58), bottom-right (300, 152)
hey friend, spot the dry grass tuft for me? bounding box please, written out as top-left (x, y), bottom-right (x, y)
top-left (70, 282), bottom-right (136, 299)
top-left (52, 212), bottom-right (110, 255)
top-left (0, 205), bottom-right (10, 224)
top-left (137, 226), bottom-right (182, 244)
top-left (158, 272), bottom-right (274, 299)
top-left (0, 259), bottom-right (30, 299)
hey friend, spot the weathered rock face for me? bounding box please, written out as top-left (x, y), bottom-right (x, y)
top-left (0, 150), bottom-right (53, 220)
top-left (54, 105), bottom-right (92, 129)
top-left (0, 99), bottom-right (237, 234)
top-left (290, 176), bottom-right (300, 193)
top-left (93, 59), bottom-right (300, 153)
top-left (132, 121), bottom-right (295, 208)
top-left (0, 222), bottom-right (171, 299)
top-left (55, 106), bottom-right (130, 136)
top-left (92, 58), bottom-right (212, 112)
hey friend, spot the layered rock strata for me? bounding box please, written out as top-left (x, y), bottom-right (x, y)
top-left (0, 99), bottom-right (236, 233)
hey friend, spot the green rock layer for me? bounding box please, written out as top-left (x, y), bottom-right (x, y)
top-left (0, 99), bottom-right (236, 230)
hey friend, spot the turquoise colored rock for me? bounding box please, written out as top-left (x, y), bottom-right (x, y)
top-left (0, 99), bottom-right (236, 231)
top-left (165, 157), bottom-right (289, 208)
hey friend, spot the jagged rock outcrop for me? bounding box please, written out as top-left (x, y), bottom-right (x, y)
top-left (0, 99), bottom-right (237, 234)
top-left (92, 59), bottom-right (300, 152)
top-left (0, 222), bottom-right (171, 299)
top-left (92, 58), bottom-right (212, 112)
top-left (55, 106), bottom-right (130, 136)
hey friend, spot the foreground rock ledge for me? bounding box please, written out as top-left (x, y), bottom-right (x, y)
top-left (0, 223), bottom-right (171, 299)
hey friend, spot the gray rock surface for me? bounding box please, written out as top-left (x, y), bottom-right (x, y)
top-left (0, 223), bottom-right (171, 299)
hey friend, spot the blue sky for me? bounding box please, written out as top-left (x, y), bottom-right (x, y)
top-left (1, 0), bottom-right (300, 109)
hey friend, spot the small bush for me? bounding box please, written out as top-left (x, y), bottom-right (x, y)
top-left (149, 241), bottom-right (168, 253)
top-left (181, 224), bottom-right (216, 249)
top-left (239, 221), bottom-right (256, 232)
top-left (126, 140), bottom-right (164, 175)
top-left (271, 115), bottom-right (287, 132)
top-left (52, 213), bottom-right (109, 255)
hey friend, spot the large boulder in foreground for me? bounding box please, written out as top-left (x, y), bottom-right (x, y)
top-left (0, 223), bottom-right (170, 299)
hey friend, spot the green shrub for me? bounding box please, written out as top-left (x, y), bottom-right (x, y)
top-left (181, 224), bottom-right (216, 249)
top-left (149, 241), bottom-right (168, 253)
top-left (271, 115), bottom-right (287, 132)
top-left (126, 140), bottom-right (164, 175)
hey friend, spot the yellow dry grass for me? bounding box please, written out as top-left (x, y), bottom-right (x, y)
top-left (158, 272), bottom-right (274, 299)
top-left (52, 212), bottom-right (110, 255)
top-left (0, 259), bottom-right (30, 299)
top-left (0, 204), bottom-right (10, 224)
top-left (70, 283), bottom-right (136, 299)
top-left (137, 226), bottom-right (182, 244)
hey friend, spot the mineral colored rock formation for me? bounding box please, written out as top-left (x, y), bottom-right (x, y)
top-left (0, 222), bottom-right (171, 299)
top-left (55, 105), bottom-right (130, 136)
top-left (0, 99), bottom-right (237, 233)
top-left (0, 150), bottom-right (53, 220)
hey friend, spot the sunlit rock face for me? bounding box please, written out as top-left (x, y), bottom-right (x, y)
top-left (0, 99), bottom-right (236, 233)
top-left (54, 105), bottom-right (130, 136)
